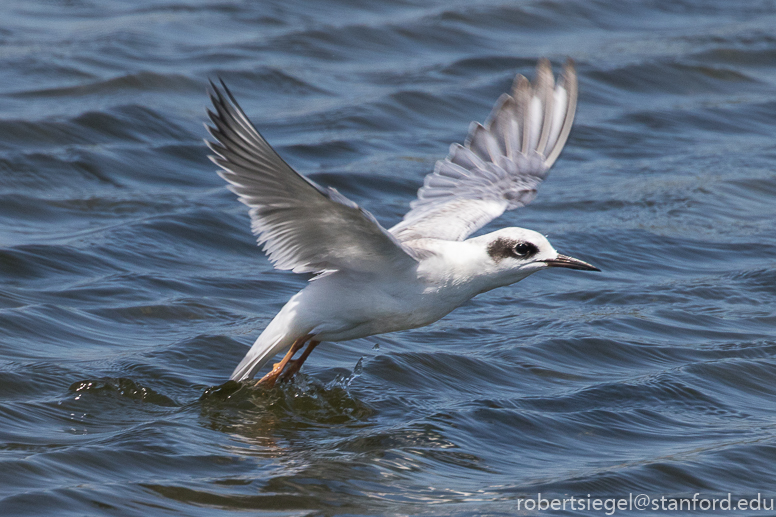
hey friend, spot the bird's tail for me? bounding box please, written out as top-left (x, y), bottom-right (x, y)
top-left (230, 301), bottom-right (309, 382)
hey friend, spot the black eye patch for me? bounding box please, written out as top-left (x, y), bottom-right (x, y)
top-left (512, 242), bottom-right (538, 258)
top-left (487, 238), bottom-right (539, 262)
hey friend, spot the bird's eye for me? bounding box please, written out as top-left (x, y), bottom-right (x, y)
top-left (513, 242), bottom-right (537, 258)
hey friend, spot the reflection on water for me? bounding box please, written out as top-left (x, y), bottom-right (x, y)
top-left (200, 378), bottom-right (374, 435)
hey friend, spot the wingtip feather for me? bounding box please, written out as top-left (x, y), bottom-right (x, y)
top-left (395, 58), bottom-right (579, 242)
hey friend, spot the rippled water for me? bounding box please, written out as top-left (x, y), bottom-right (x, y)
top-left (2, 0), bottom-right (776, 515)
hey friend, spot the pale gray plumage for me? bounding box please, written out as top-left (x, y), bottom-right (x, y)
top-left (206, 81), bottom-right (418, 275)
top-left (390, 59), bottom-right (577, 243)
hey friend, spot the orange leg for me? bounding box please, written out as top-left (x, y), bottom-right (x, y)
top-left (255, 334), bottom-right (312, 388)
top-left (279, 340), bottom-right (320, 383)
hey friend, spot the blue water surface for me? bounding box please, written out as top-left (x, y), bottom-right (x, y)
top-left (1, 1), bottom-right (776, 515)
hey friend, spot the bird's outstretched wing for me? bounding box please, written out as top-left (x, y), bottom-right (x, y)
top-left (390, 59), bottom-right (577, 242)
top-left (207, 81), bottom-right (418, 275)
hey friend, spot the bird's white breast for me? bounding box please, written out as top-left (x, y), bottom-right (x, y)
top-left (290, 240), bottom-right (493, 342)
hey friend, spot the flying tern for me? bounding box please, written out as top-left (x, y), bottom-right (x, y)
top-left (206, 58), bottom-right (599, 387)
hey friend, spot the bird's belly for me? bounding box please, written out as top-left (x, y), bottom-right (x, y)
top-left (308, 285), bottom-right (459, 342)
top-left (314, 309), bottom-right (445, 342)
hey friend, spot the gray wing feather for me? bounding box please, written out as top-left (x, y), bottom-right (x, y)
top-left (207, 80), bottom-right (417, 274)
top-left (390, 59), bottom-right (577, 242)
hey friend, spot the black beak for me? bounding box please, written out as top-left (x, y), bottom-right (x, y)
top-left (542, 254), bottom-right (600, 272)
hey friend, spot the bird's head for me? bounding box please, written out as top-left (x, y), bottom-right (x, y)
top-left (472, 227), bottom-right (599, 288)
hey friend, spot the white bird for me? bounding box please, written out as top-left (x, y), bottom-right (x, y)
top-left (206, 58), bottom-right (599, 387)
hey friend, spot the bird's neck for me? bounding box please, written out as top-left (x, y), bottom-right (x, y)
top-left (415, 240), bottom-right (500, 296)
